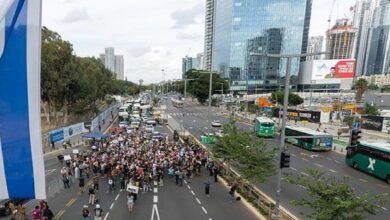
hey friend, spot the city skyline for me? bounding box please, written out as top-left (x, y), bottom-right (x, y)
top-left (43, 0), bottom-right (356, 84)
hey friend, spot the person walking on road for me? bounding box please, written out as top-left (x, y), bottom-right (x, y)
top-left (93, 175), bottom-right (99, 192)
top-left (81, 205), bottom-right (90, 220)
top-left (229, 184), bottom-right (237, 201)
top-left (127, 193), bottom-right (135, 212)
top-left (93, 204), bottom-right (103, 220)
top-left (31, 206), bottom-right (41, 220)
top-left (88, 185), bottom-right (96, 205)
top-left (107, 177), bottom-right (114, 193)
top-left (79, 174), bottom-right (85, 194)
top-left (204, 180), bottom-right (211, 198)
top-left (42, 205), bottom-right (54, 220)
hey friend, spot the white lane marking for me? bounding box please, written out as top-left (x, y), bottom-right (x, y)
top-left (290, 167), bottom-right (297, 171)
top-left (196, 197), bottom-right (201, 205)
top-left (154, 188), bottom-right (158, 193)
top-left (109, 203), bottom-right (114, 210)
top-left (153, 195), bottom-right (158, 203)
top-left (191, 190), bottom-right (195, 196)
top-left (300, 172), bottom-right (309, 176)
top-left (381, 206), bottom-right (388, 211)
top-left (201, 206), bottom-right (208, 214)
top-left (115, 194), bottom-right (120, 201)
top-left (334, 160), bottom-right (342, 164)
top-left (103, 212), bottom-right (109, 220)
top-left (298, 185), bottom-right (307, 189)
top-left (45, 169), bottom-right (56, 176)
top-left (154, 181), bottom-right (158, 186)
top-left (187, 185), bottom-right (191, 190)
top-left (151, 204), bottom-right (161, 220)
top-left (184, 180), bottom-right (188, 184)
top-left (314, 163), bottom-right (324, 168)
top-left (329, 169), bottom-right (337, 173)
top-left (301, 158), bottom-right (309, 162)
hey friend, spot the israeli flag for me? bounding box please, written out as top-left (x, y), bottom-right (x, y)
top-left (0, 0), bottom-right (46, 199)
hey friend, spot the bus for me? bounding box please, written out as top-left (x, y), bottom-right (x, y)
top-left (346, 141), bottom-right (390, 184)
top-left (254, 117), bottom-right (276, 137)
top-left (172, 99), bottom-right (184, 108)
top-left (285, 126), bottom-right (333, 151)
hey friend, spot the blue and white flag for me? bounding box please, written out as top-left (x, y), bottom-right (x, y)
top-left (0, 0), bottom-right (45, 199)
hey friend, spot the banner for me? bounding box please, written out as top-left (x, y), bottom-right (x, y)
top-left (312, 59), bottom-right (355, 80)
top-left (0, 0), bottom-right (45, 199)
top-left (273, 108), bottom-right (321, 123)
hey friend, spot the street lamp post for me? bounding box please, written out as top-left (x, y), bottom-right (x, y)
top-left (250, 51), bottom-right (328, 218)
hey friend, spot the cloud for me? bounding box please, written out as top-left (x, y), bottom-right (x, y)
top-left (176, 32), bottom-right (202, 40)
top-left (128, 47), bottom-right (151, 57)
top-left (171, 3), bottom-right (204, 29)
top-left (62, 8), bottom-right (90, 23)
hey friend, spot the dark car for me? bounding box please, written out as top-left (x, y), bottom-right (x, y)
top-left (0, 199), bottom-right (26, 216)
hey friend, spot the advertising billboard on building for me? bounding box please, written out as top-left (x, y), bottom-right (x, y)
top-left (312, 59), bottom-right (355, 80)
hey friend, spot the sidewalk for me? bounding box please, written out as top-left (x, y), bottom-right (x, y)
top-left (44, 112), bottom-right (117, 156)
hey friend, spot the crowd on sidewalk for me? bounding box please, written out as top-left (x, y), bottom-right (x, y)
top-left (55, 125), bottom-right (235, 219)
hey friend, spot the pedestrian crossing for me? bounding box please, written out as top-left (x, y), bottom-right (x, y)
top-left (168, 112), bottom-right (221, 117)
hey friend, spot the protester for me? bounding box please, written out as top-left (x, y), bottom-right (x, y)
top-left (93, 204), bottom-right (103, 220)
top-left (204, 180), bottom-right (211, 198)
top-left (42, 205), bottom-right (54, 220)
top-left (88, 185), bottom-right (96, 205)
top-left (32, 206), bottom-right (41, 220)
top-left (127, 193), bottom-right (135, 212)
top-left (82, 205), bottom-right (90, 220)
top-left (229, 184), bottom-right (237, 201)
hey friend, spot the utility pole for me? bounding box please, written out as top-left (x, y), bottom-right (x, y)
top-left (250, 51), bottom-right (329, 219)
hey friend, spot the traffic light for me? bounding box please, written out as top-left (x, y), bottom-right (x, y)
top-left (350, 129), bottom-right (362, 147)
top-left (280, 151), bottom-right (291, 169)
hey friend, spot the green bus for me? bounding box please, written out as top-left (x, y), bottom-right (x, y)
top-left (254, 117), bottom-right (276, 137)
top-left (346, 141), bottom-right (390, 184)
top-left (285, 126), bottom-right (333, 151)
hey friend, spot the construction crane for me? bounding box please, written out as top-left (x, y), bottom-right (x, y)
top-left (185, 48), bottom-right (191, 58)
top-left (328, 0), bottom-right (337, 31)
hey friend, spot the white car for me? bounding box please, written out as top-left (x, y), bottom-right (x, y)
top-left (119, 121), bottom-right (129, 128)
top-left (215, 129), bottom-right (224, 137)
top-left (145, 124), bottom-right (154, 133)
top-left (211, 120), bottom-right (222, 127)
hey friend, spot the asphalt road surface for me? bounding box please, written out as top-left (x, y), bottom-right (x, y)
top-left (164, 98), bottom-right (390, 220)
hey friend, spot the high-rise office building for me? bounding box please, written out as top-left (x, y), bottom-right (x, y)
top-left (182, 57), bottom-right (198, 79)
top-left (352, 0), bottom-right (376, 76)
top-left (326, 19), bottom-right (357, 60)
top-left (115, 55), bottom-right (124, 80)
top-left (104, 47), bottom-right (116, 72)
top-left (208, 0), bottom-right (312, 93)
top-left (364, 0), bottom-right (390, 75)
top-left (203, 0), bottom-right (215, 71)
top-left (99, 47), bottom-right (124, 80)
top-left (196, 53), bottom-right (204, 70)
top-left (306, 36), bottom-right (324, 61)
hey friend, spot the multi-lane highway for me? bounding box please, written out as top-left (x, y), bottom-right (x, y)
top-left (3, 115), bottom-right (261, 220)
top-left (165, 98), bottom-right (390, 220)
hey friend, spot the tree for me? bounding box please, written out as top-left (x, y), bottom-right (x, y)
top-left (353, 79), bottom-right (368, 103)
top-left (343, 116), bottom-right (361, 129)
top-left (285, 169), bottom-right (388, 220)
top-left (186, 70), bottom-right (229, 104)
top-left (368, 84), bottom-right (379, 91)
top-left (270, 91), bottom-right (304, 106)
top-left (212, 119), bottom-right (276, 182)
top-left (362, 103), bottom-right (380, 116)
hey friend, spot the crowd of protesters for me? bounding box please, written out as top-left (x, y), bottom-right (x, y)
top-left (55, 124), bottom-right (231, 219)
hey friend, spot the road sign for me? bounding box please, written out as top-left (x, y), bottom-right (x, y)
top-left (353, 122), bottom-right (361, 129)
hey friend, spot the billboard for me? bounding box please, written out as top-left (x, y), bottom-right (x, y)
top-left (312, 59), bottom-right (355, 80)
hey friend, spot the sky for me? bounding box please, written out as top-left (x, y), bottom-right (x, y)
top-left (42, 0), bottom-right (356, 84)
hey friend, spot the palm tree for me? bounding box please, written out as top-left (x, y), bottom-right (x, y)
top-left (354, 79), bottom-right (368, 103)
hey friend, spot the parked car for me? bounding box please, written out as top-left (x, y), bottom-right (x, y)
top-left (119, 121), bottom-right (129, 128)
top-left (215, 129), bottom-right (224, 137)
top-left (146, 119), bottom-right (157, 126)
top-left (211, 120), bottom-right (222, 127)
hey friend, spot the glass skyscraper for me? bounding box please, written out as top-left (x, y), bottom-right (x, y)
top-left (210, 0), bottom-right (312, 93)
top-left (364, 0), bottom-right (390, 75)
